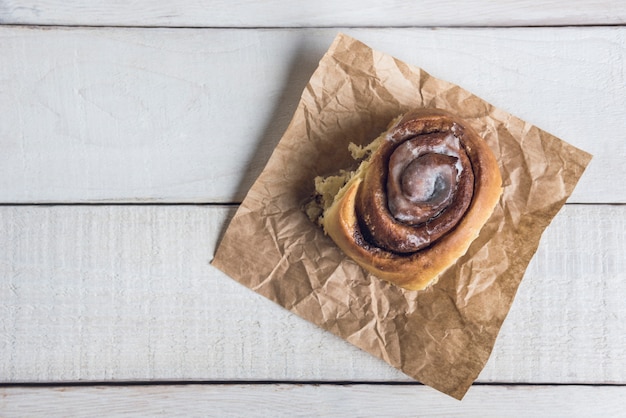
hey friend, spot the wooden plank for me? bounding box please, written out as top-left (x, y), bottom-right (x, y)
top-left (1, 205), bottom-right (624, 384)
top-left (0, 27), bottom-right (622, 204)
top-left (1, 0), bottom-right (626, 27)
top-left (1, 384), bottom-right (625, 417)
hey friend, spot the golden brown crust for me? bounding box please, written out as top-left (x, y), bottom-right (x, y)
top-left (319, 108), bottom-right (502, 290)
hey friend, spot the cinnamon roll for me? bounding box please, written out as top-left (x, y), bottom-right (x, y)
top-left (308, 108), bottom-right (502, 290)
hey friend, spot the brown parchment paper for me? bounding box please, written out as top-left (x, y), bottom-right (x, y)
top-left (211, 33), bottom-right (592, 399)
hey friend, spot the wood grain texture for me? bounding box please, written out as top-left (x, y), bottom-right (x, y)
top-left (1, 0), bottom-right (623, 410)
top-left (0, 27), bottom-right (622, 203)
top-left (1, 205), bottom-right (624, 384)
top-left (1, 384), bottom-right (625, 417)
top-left (1, 0), bottom-right (626, 27)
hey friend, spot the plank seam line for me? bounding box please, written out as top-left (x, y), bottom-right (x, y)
top-left (1, 23), bottom-right (625, 30)
top-left (1, 381), bottom-right (625, 388)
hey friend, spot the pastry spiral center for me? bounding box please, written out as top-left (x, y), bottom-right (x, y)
top-left (356, 120), bottom-right (475, 254)
top-left (400, 154), bottom-right (456, 205)
top-left (387, 134), bottom-right (463, 226)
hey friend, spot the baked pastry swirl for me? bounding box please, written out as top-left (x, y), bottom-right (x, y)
top-left (308, 108), bottom-right (502, 290)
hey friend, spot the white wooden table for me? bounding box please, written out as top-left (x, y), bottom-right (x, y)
top-left (1, 2), bottom-right (626, 416)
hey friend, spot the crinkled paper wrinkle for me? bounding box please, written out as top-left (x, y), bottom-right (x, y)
top-left (211, 33), bottom-right (592, 400)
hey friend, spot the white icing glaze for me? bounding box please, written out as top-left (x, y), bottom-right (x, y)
top-left (386, 131), bottom-right (465, 225)
top-left (406, 233), bottom-right (428, 247)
